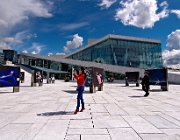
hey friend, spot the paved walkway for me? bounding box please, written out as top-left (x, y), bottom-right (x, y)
top-left (0, 72), bottom-right (180, 140)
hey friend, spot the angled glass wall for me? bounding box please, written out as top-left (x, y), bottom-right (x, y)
top-left (67, 38), bottom-right (163, 69)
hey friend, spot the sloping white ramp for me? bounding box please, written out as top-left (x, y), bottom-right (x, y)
top-left (20, 53), bottom-right (145, 76)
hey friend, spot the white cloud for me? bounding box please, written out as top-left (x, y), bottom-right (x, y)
top-left (167, 29), bottom-right (180, 50)
top-left (48, 52), bottom-right (53, 56)
top-left (99, 0), bottom-right (117, 9)
top-left (30, 43), bottom-right (45, 54)
top-left (163, 49), bottom-right (180, 68)
top-left (160, 1), bottom-right (168, 7)
top-left (0, 30), bottom-right (37, 44)
top-left (0, 42), bottom-right (10, 50)
top-left (0, 40), bottom-right (12, 50)
top-left (59, 22), bottom-right (89, 31)
top-left (22, 50), bottom-right (28, 53)
top-left (32, 51), bottom-right (37, 54)
top-left (115, 0), bottom-right (169, 29)
top-left (0, 31), bottom-right (26, 45)
top-left (15, 31), bottom-right (37, 42)
top-left (0, 30), bottom-right (38, 51)
top-left (158, 1), bottom-right (169, 18)
top-left (56, 52), bottom-right (66, 55)
top-left (171, 10), bottom-right (180, 19)
top-left (163, 29), bottom-right (180, 68)
top-left (64, 34), bottom-right (83, 52)
top-left (63, 46), bottom-right (69, 53)
top-left (0, 0), bottom-right (52, 32)
top-left (0, 37), bottom-right (21, 44)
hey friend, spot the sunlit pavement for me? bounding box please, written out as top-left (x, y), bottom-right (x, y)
top-left (0, 71), bottom-right (180, 140)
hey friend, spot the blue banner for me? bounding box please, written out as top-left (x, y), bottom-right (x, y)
top-left (146, 68), bottom-right (167, 85)
top-left (0, 65), bottom-right (20, 87)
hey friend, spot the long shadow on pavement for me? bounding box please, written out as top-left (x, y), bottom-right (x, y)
top-left (128, 95), bottom-right (144, 98)
top-left (134, 89), bottom-right (143, 91)
top-left (62, 90), bottom-right (91, 94)
top-left (133, 89), bottom-right (163, 92)
top-left (37, 111), bottom-right (73, 116)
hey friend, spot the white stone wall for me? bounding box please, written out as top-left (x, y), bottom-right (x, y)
top-left (168, 72), bottom-right (180, 85)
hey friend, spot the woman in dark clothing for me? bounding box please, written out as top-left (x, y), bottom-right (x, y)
top-left (142, 71), bottom-right (150, 97)
top-left (73, 67), bottom-right (86, 114)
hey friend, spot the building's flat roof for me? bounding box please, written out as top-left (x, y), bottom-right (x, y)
top-left (21, 53), bottom-right (66, 61)
top-left (65, 34), bottom-right (161, 58)
top-left (21, 53), bottom-right (66, 60)
top-left (20, 53), bottom-right (145, 76)
top-left (46, 54), bottom-right (66, 59)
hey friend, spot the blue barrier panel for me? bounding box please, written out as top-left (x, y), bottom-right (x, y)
top-left (0, 65), bottom-right (20, 87)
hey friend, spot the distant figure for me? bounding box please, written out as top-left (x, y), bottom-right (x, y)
top-left (51, 75), bottom-right (55, 83)
top-left (142, 71), bottom-right (150, 97)
top-left (20, 73), bottom-right (23, 83)
top-left (73, 67), bottom-right (86, 114)
top-left (48, 76), bottom-right (52, 83)
top-left (64, 74), bottom-right (70, 82)
top-left (39, 74), bottom-right (43, 86)
top-left (107, 75), bottom-right (114, 82)
top-left (96, 73), bottom-right (103, 85)
top-left (36, 72), bottom-right (42, 86)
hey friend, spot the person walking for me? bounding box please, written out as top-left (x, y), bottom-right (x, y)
top-left (142, 71), bottom-right (150, 97)
top-left (36, 72), bottom-right (42, 86)
top-left (51, 75), bottom-right (55, 83)
top-left (73, 67), bottom-right (86, 114)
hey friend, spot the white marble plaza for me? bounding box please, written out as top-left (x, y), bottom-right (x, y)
top-left (0, 70), bottom-right (180, 140)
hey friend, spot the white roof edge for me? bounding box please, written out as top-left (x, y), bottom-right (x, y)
top-left (65, 34), bottom-right (160, 58)
top-left (109, 34), bottom-right (160, 43)
top-left (65, 35), bottom-right (109, 58)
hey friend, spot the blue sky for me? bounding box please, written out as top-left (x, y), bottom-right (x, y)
top-left (0, 0), bottom-right (180, 67)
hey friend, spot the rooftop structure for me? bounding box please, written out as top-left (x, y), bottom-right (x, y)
top-left (66, 34), bottom-right (163, 69)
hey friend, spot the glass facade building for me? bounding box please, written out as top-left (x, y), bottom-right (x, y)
top-left (66, 34), bottom-right (163, 69)
top-left (3, 50), bottom-right (18, 63)
top-left (0, 51), bottom-right (4, 64)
